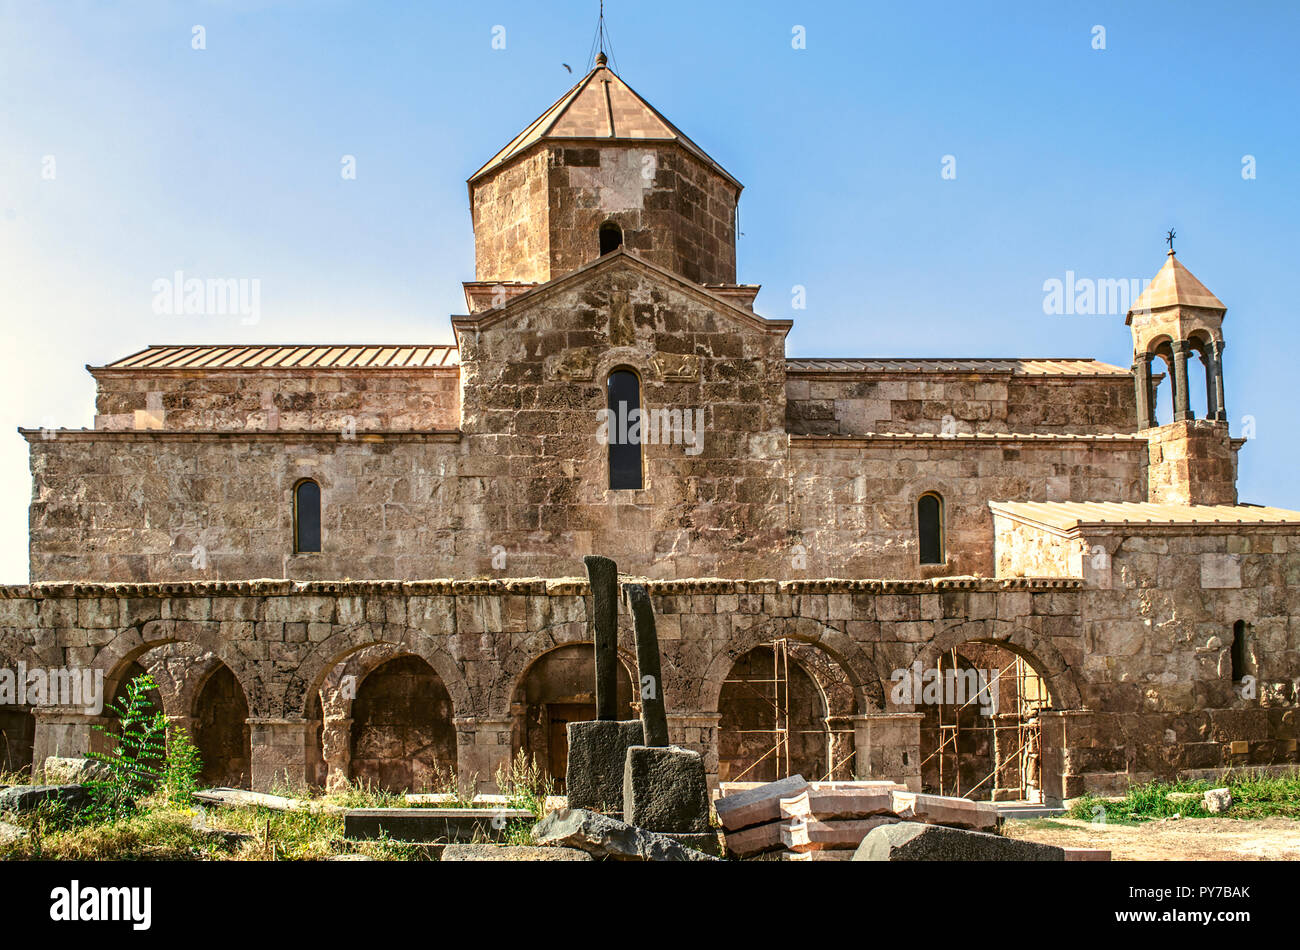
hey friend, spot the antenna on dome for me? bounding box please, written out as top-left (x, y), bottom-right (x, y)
top-left (587, 0), bottom-right (619, 72)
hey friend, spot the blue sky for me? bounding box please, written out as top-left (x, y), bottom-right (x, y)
top-left (1, 0), bottom-right (1297, 582)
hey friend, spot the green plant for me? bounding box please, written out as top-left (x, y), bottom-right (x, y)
top-left (494, 748), bottom-right (554, 818)
top-left (84, 673), bottom-right (168, 819)
top-left (163, 725), bottom-right (204, 805)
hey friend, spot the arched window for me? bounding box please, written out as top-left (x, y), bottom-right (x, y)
top-left (918, 492), bottom-right (944, 565)
top-left (1231, 620), bottom-right (1249, 682)
top-left (294, 479), bottom-right (322, 553)
top-left (599, 221), bottom-right (623, 256)
top-left (607, 368), bottom-right (643, 490)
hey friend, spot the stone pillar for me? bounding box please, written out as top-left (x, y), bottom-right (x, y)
top-left (1038, 709), bottom-right (1094, 806)
top-left (321, 716), bottom-right (352, 791)
top-left (852, 712), bottom-right (922, 791)
top-left (248, 718), bottom-right (312, 792)
top-left (455, 716), bottom-right (513, 795)
top-left (1171, 340), bottom-right (1194, 421)
top-left (1131, 354), bottom-right (1156, 429)
top-left (31, 709), bottom-right (113, 766)
top-left (1210, 340), bottom-right (1227, 421)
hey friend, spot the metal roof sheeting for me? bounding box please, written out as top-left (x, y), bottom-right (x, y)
top-left (785, 358), bottom-right (1129, 376)
top-left (99, 345), bottom-right (460, 370)
top-left (990, 500), bottom-right (1300, 529)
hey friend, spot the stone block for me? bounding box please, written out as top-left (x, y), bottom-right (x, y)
top-left (623, 744), bottom-right (710, 833)
top-left (0, 784), bottom-right (91, 814)
top-left (782, 816), bottom-right (899, 852)
top-left (565, 719), bottom-right (644, 812)
top-left (780, 784), bottom-right (904, 821)
top-left (531, 808), bottom-right (720, 861)
top-left (889, 791), bottom-right (999, 831)
top-left (1204, 787), bottom-right (1232, 814)
top-left (441, 844), bottom-right (592, 861)
top-left (713, 774), bottom-right (808, 831)
top-left (722, 820), bottom-right (785, 858)
top-left (853, 822), bottom-right (1065, 861)
top-left (343, 807), bottom-right (533, 843)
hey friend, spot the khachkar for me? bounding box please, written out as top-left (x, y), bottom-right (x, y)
top-left (564, 556), bottom-right (645, 812)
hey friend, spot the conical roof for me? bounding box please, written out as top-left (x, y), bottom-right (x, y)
top-left (1126, 251), bottom-right (1226, 322)
top-left (468, 60), bottom-right (740, 189)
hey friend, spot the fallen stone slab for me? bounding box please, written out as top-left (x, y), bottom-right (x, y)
top-left (41, 756), bottom-right (110, 784)
top-left (853, 822), bottom-right (1065, 861)
top-left (0, 784), bottom-right (91, 815)
top-left (623, 745), bottom-right (711, 833)
top-left (714, 774), bottom-right (808, 832)
top-left (890, 791), bottom-right (999, 831)
top-left (403, 793), bottom-right (567, 812)
top-left (532, 808), bottom-right (720, 861)
top-left (661, 831), bottom-right (724, 857)
top-left (1063, 848), bottom-right (1111, 861)
top-left (782, 816), bottom-right (899, 852)
top-left (567, 719), bottom-right (645, 813)
top-left (780, 786), bottom-right (903, 822)
top-left (193, 788), bottom-right (343, 814)
top-left (0, 820), bottom-right (28, 845)
top-left (722, 820), bottom-right (786, 858)
top-left (784, 849), bottom-right (854, 862)
top-left (442, 844), bottom-right (593, 861)
top-left (327, 854), bottom-right (374, 861)
top-left (344, 807), bottom-right (533, 843)
top-left (1204, 787), bottom-right (1232, 814)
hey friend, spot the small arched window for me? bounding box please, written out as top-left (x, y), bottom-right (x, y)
top-left (599, 221), bottom-right (623, 256)
top-left (294, 479), bottom-right (322, 553)
top-left (918, 492), bottom-right (944, 565)
top-left (607, 368), bottom-right (643, 490)
top-left (1231, 620), bottom-right (1249, 682)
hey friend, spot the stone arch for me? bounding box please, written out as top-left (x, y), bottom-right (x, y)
top-left (510, 641), bottom-right (637, 790)
top-left (913, 619), bottom-right (1081, 710)
top-left (348, 654), bottom-right (457, 793)
top-left (699, 615), bottom-right (885, 716)
top-left (92, 621), bottom-right (256, 717)
top-left (192, 662), bottom-right (252, 788)
top-left (717, 642), bottom-right (856, 783)
top-left (291, 622), bottom-right (470, 721)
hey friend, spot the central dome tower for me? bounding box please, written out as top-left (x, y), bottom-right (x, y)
top-left (467, 54), bottom-right (742, 286)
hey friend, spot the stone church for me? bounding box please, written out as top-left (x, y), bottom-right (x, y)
top-left (3, 57), bottom-right (1298, 804)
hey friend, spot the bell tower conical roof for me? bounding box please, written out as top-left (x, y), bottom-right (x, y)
top-left (468, 60), bottom-right (739, 189)
top-left (467, 59), bottom-right (743, 286)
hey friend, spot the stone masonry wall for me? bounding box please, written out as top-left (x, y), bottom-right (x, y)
top-left (0, 573), bottom-right (1293, 798)
top-left (472, 144), bottom-right (738, 285)
top-left (92, 369), bottom-right (460, 433)
top-left (785, 373), bottom-right (1138, 437)
top-left (993, 514), bottom-right (1300, 794)
top-left (790, 435), bottom-right (1149, 578)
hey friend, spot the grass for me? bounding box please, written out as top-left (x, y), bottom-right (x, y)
top-left (0, 756), bottom-right (555, 861)
top-left (1067, 769), bottom-right (1300, 823)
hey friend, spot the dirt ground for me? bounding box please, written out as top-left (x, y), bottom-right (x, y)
top-left (1004, 817), bottom-right (1300, 861)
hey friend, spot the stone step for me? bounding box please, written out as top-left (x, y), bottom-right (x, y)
top-left (344, 807), bottom-right (534, 843)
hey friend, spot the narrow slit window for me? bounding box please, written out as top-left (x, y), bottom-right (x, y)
top-left (607, 369), bottom-right (643, 490)
top-left (918, 493), bottom-right (944, 565)
top-left (1231, 620), bottom-right (1248, 682)
top-left (294, 480), bottom-right (322, 553)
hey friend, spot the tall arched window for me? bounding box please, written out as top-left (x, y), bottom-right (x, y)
top-left (294, 479), bottom-right (322, 553)
top-left (599, 221), bottom-right (623, 256)
top-left (1231, 620), bottom-right (1249, 682)
top-left (607, 368), bottom-right (643, 490)
top-left (918, 492), bottom-right (944, 565)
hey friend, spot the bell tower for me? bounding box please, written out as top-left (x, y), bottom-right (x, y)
top-left (466, 55), bottom-right (741, 287)
top-left (1127, 238), bottom-right (1238, 505)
